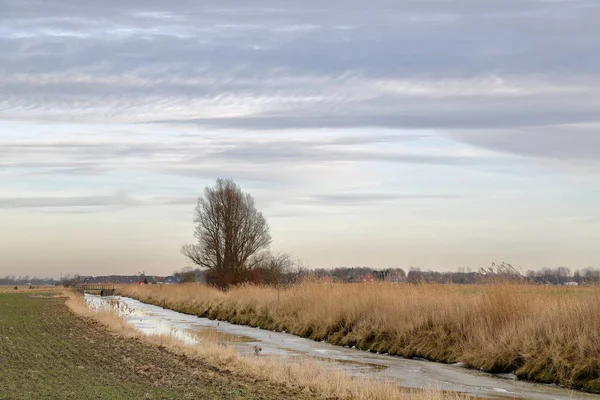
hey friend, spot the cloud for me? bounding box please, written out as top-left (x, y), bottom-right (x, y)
top-left (303, 192), bottom-right (465, 206)
top-left (581, 217), bottom-right (600, 224)
top-left (2, 0), bottom-right (597, 207)
top-left (1, 0), bottom-right (600, 141)
top-left (0, 190), bottom-right (460, 211)
top-left (0, 131), bottom-right (495, 183)
top-left (0, 193), bottom-right (137, 209)
top-left (0, 193), bottom-right (198, 210)
top-left (2, 0), bottom-right (600, 177)
top-left (448, 124), bottom-right (600, 162)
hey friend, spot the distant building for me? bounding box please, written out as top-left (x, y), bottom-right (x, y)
top-left (361, 274), bottom-right (376, 283)
top-left (163, 276), bottom-right (179, 284)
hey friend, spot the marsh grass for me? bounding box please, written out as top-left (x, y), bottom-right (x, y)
top-left (119, 282), bottom-right (600, 392)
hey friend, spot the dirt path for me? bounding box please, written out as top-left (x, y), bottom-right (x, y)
top-left (0, 292), bottom-right (313, 400)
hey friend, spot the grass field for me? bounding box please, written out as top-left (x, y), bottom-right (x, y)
top-left (0, 291), bottom-right (312, 400)
top-left (119, 281), bottom-right (600, 393)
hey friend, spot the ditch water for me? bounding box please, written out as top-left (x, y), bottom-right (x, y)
top-left (85, 295), bottom-right (600, 400)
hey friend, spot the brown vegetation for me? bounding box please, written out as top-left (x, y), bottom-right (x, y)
top-left (119, 282), bottom-right (600, 393)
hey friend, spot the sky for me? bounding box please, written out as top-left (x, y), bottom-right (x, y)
top-left (1, 0), bottom-right (600, 278)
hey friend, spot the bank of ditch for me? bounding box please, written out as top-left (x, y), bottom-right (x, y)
top-left (0, 291), bottom-right (314, 400)
top-left (118, 282), bottom-right (600, 394)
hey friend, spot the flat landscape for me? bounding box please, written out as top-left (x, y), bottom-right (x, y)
top-left (0, 291), bottom-right (312, 400)
top-left (2, 0), bottom-right (599, 398)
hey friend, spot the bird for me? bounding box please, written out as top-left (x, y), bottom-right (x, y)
top-left (254, 344), bottom-right (262, 356)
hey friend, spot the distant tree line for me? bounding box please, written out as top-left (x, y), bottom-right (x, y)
top-left (525, 267), bottom-right (600, 285)
top-left (174, 267), bottom-right (204, 283)
top-left (297, 263), bottom-right (600, 285)
top-left (59, 274), bottom-right (159, 286)
top-left (312, 267), bottom-right (406, 282)
top-left (10, 264), bottom-right (600, 289)
top-left (0, 276), bottom-right (58, 286)
top-left (406, 262), bottom-right (524, 284)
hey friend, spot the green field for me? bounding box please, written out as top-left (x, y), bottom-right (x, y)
top-left (0, 292), bottom-right (310, 400)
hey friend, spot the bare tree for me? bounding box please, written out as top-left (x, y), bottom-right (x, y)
top-left (174, 266), bottom-right (200, 283)
top-left (182, 178), bottom-right (271, 287)
top-left (61, 274), bottom-right (80, 288)
top-left (252, 251), bottom-right (298, 285)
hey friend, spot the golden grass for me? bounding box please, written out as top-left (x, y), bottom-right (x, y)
top-left (65, 290), bottom-right (464, 400)
top-left (119, 282), bottom-right (600, 392)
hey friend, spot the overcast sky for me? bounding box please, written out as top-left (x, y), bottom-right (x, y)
top-left (2, 0), bottom-right (600, 278)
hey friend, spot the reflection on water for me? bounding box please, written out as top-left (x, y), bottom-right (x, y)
top-left (186, 327), bottom-right (255, 344)
top-left (85, 295), bottom-right (600, 400)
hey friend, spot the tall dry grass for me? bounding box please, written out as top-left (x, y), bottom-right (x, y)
top-left (65, 290), bottom-right (463, 400)
top-left (119, 282), bottom-right (600, 392)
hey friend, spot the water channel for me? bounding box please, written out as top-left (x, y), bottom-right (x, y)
top-left (85, 295), bottom-right (600, 400)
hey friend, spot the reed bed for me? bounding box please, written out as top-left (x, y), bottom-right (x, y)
top-left (119, 282), bottom-right (600, 392)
